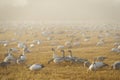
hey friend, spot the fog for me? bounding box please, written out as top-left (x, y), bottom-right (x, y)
top-left (0, 0), bottom-right (120, 23)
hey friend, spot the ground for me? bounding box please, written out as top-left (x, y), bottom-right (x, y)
top-left (0, 26), bottom-right (120, 80)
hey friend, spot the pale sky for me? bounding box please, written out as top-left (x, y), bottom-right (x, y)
top-left (0, 0), bottom-right (120, 23)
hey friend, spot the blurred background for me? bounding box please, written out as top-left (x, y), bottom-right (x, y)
top-left (0, 0), bottom-right (120, 24)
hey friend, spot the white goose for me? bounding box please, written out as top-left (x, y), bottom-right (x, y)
top-left (88, 59), bottom-right (108, 72)
top-left (17, 42), bottom-right (25, 48)
top-left (111, 47), bottom-right (120, 53)
top-left (61, 50), bottom-right (76, 63)
top-left (30, 43), bottom-right (35, 48)
top-left (111, 61), bottom-right (120, 70)
top-left (53, 49), bottom-right (65, 63)
top-left (4, 43), bottom-right (8, 47)
top-left (29, 64), bottom-right (44, 71)
top-left (96, 40), bottom-right (104, 46)
top-left (48, 48), bottom-right (65, 64)
top-left (52, 48), bottom-right (59, 59)
top-left (67, 50), bottom-right (88, 63)
top-left (65, 50), bottom-right (76, 62)
top-left (17, 49), bottom-right (26, 64)
top-left (4, 49), bottom-right (15, 63)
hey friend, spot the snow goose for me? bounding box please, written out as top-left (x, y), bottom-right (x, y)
top-left (111, 47), bottom-right (120, 53)
top-left (88, 59), bottom-right (108, 72)
top-left (30, 43), bottom-right (35, 48)
top-left (96, 40), bottom-right (104, 46)
top-left (48, 48), bottom-right (65, 64)
top-left (17, 49), bottom-right (26, 64)
top-left (4, 49), bottom-right (16, 63)
top-left (67, 50), bottom-right (88, 63)
top-left (111, 61), bottom-right (120, 70)
top-left (18, 42), bottom-right (26, 48)
top-left (4, 43), bottom-right (8, 47)
top-left (29, 64), bottom-right (44, 71)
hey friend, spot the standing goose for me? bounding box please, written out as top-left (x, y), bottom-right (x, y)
top-left (48, 48), bottom-right (65, 64)
top-left (67, 50), bottom-right (88, 63)
top-left (4, 49), bottom-right (16, 63)
top-left (53, 49), bottom-right (65, 63)
top-left (63, 50), bottom-right (76, 63)
top-left (61, 50), bottom-right (79, 63)
top-left (52, 48), bottom-right (59, 58)
top-left (60, 49), bottom-right (73, 62)
top-left (48, 48), bottom-right (59, 64)
top-left (67, 50), bottom-right (77, 60)
top-left (17, 48), bottom-right (26, 64)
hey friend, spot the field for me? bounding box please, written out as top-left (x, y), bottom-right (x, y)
top-left (0, 26), bottom-right (120, 80)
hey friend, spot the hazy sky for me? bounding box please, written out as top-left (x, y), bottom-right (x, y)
top-left (0, 0), bottom-right (120, 23)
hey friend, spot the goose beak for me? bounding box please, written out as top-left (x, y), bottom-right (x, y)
top-left (68, 50), bottom-right (71, 52)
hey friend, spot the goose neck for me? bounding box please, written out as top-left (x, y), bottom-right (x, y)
top-left (62, 51), bottom-right (65, 58)
top-left (69, 51), bottom-right (72, 57)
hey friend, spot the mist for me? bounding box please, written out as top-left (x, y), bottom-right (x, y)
top-left (0, 0), bottom-right (120, 23)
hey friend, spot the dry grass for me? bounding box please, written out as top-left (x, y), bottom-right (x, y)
top-left (0, 27), bottom-right (120, 80)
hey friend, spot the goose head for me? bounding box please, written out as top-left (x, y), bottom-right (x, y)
top-left (51, 48), bottom-right (55, 51)
top-left (9, 48), bottom-right (13, 52)
top-left (68, 50), bottom-right (72, 53)
top-left (40, 64), bottom-right (44, 68)
top-left (84, 61), bottom-right (91, 68)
